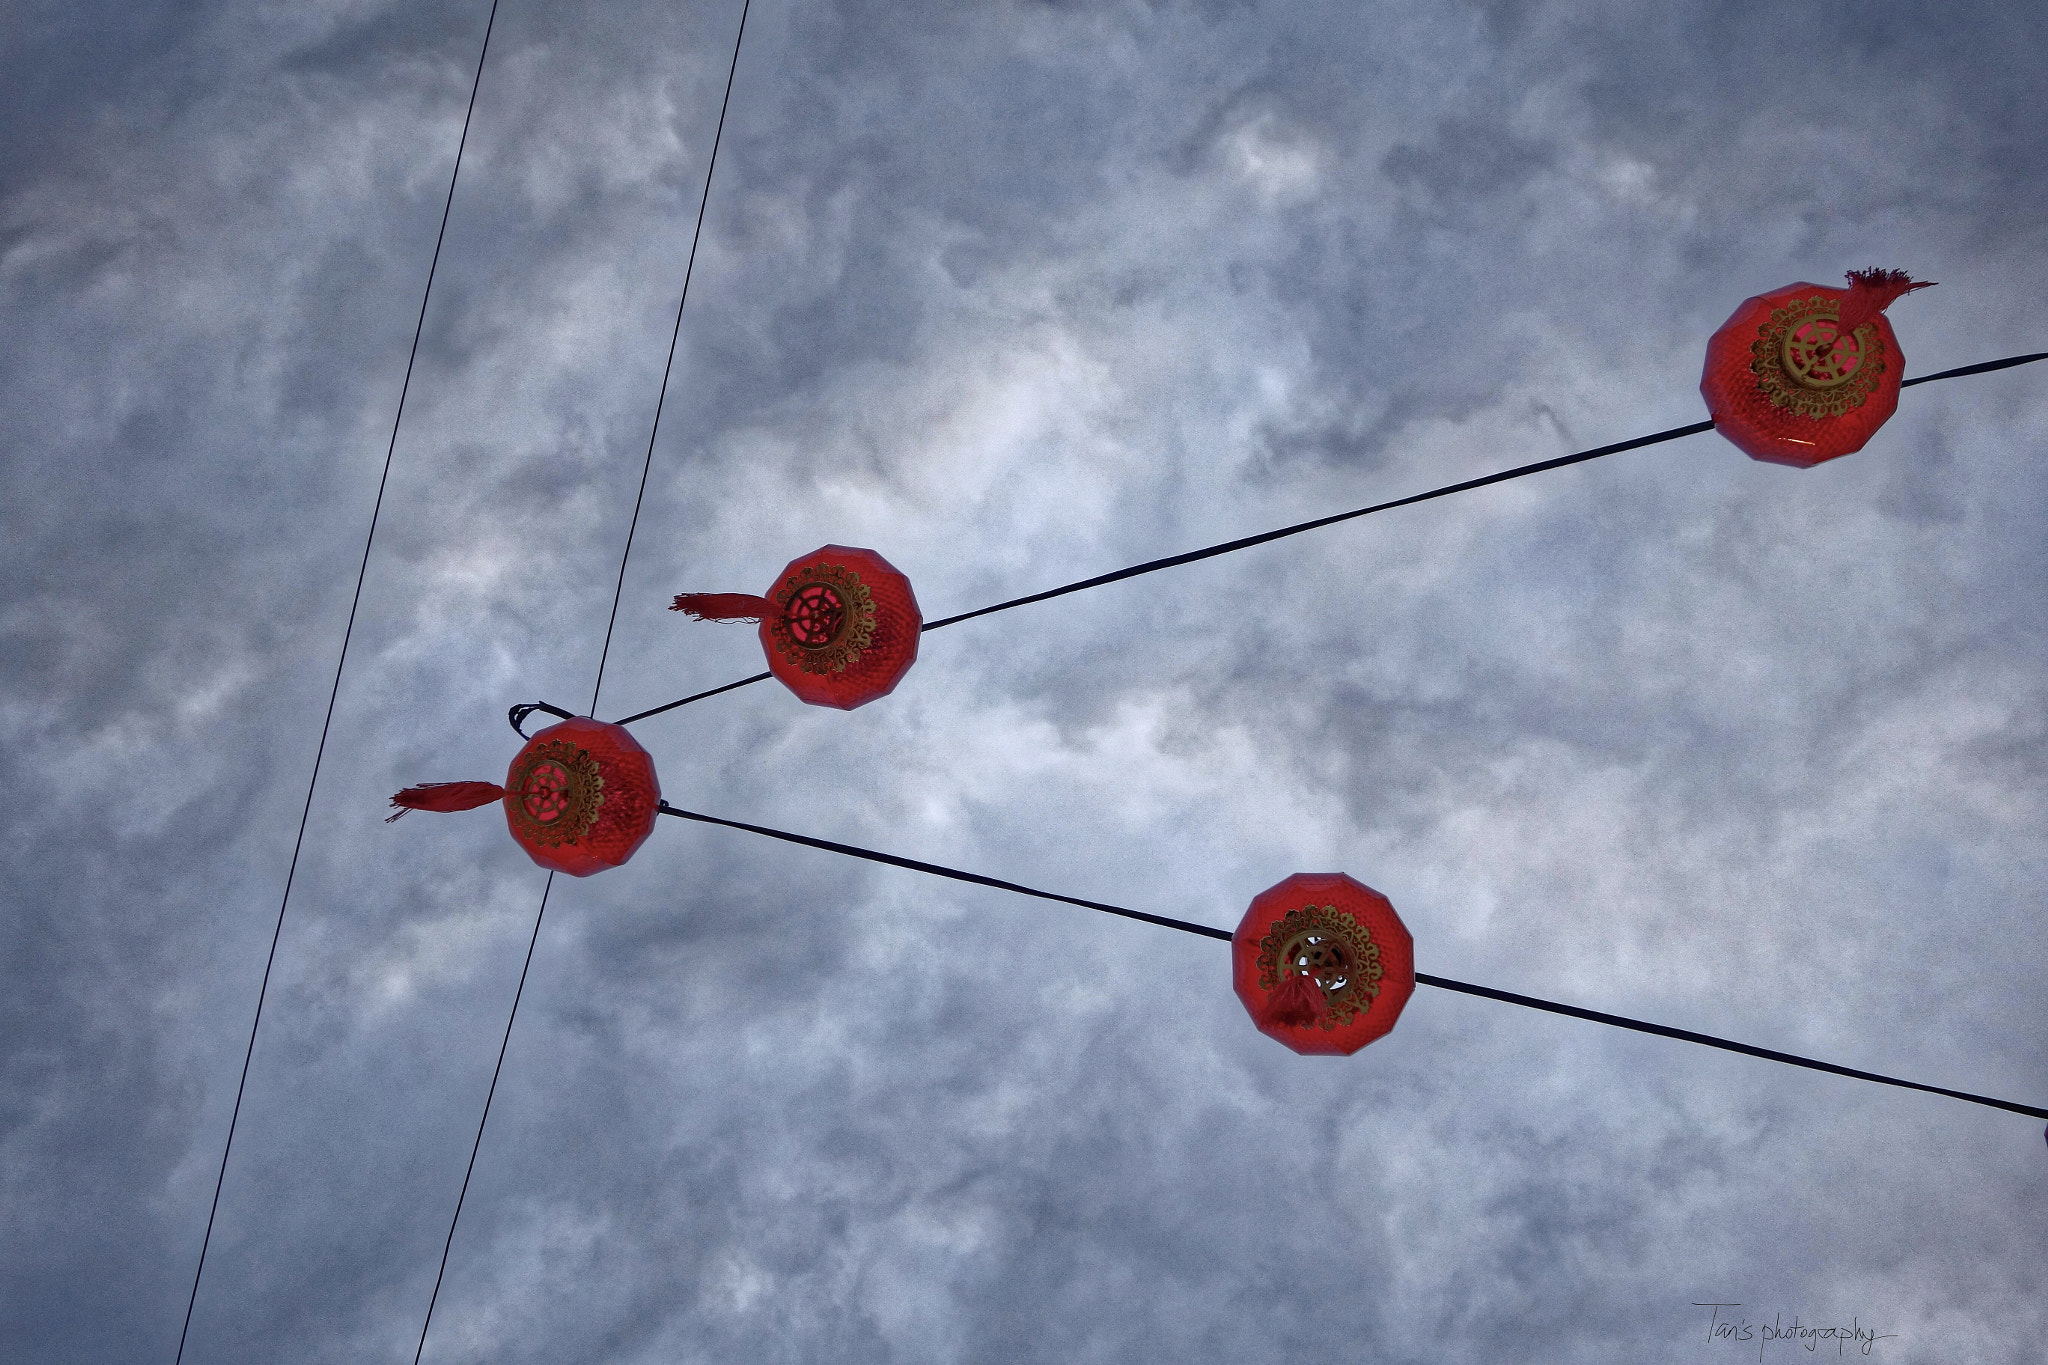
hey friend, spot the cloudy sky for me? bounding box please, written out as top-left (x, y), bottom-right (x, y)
top-left (5, 0), bottom-right (2046, 1360)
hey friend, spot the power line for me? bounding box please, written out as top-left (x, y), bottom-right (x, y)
top-left (656, 802), bottom-right (2048, 1124)
top-left (1405, 973), bottom-right (2048, 1122)
top-left (916, 417), bottom-right (1714, 634)
top-left (661, 801), bottom-right (1239, 941)
top-left (410, 4), bottom-right (753, 1361)
top-left (1899, 351), bottom-right (2048, 388)
top-left (606, 350), bottom-right (2048, 727)
top-left (411, 872), bottom-right (554, 1365)
top-left (172, 3), bottom-right (504, 1360)
top-left (586, 0), bottom-right (751, 721)
top-left (608, 669), bottom-right (772, 726)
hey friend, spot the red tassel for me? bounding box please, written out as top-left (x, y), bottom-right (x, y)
top-left (671, 593), bottom-right (776, 622)
top-left (1260, 971), bottom-right (1329, 1029)
top-left (386, 781), bottom-right (505, 823)
top-left (1828, 268), bottom-right (1935, 352)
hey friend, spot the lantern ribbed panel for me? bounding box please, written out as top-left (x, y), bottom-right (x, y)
top-left (757, 545), bottom-right (921, 710)
top-left (1701, 281), bottom-right (1905, 468)
top-left (502, 718), bottom-right (660, 877)
top-left (1232, 873), bottom-right (1414, 1055)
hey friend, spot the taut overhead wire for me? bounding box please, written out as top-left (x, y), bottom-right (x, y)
top-left (605, 350), bottom-right (2048, 729)
top-left (174, 4), bottom-right (506, 1361)
top-left (658, 801), bottom-right (2048, 1124)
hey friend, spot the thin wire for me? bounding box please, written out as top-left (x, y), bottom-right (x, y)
top-left (172, 3), bottom-right (503, 1359)
top-left (411, 874), bottom-right (555, 1365)
top-left (411, 4), bottom-right (753, 1360)
top-left (656, 802), bottom-right (2048, 1124)
top-left (1899, 351), bottom-right (2048, 387)
top-left (660, 801), bottom-right (1237, 940)
top-left (918, 418), bottom-right (1714, 633)
top-left (589, 0), bottom-right (752, 719)
top-left (1403, 972), bottom-right (2048, 1121)
top-left (609, 423), bottom-right (1704, 725)
top-left (611, 348), bottom-right (2048, 725)
top-left (611, 669), bottom-right (770, 725)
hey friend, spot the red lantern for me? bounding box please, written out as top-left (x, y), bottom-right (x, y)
top-left (388, 717), bottom-right (660, 877)
top-left (1701, 268), bottom-right (1935, 468)
top-left (671, 544), bottom-right (921, 710)
top-left (1233, 872), bottom-right (1414, 1055)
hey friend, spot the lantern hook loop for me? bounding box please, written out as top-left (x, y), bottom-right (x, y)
top-left (509, 700), bottom-right (578, 739)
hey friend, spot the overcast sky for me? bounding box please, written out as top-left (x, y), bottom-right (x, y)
top-left (5, 1), bottom-right (2046, 1361)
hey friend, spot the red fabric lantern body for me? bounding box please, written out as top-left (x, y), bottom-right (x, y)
top-left (500, 718), bottom-right (660, 876)
top-left (1700, 275), bottom-right (1922, 468)
top-left (1233, 872), bottom-right (1414, 1055)
top-left (756, 545), bottom-right (921, 710)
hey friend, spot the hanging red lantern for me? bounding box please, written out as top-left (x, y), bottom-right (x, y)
top-left (388, 716), bottom-right (660, 877)
top-left (1233, 872), bottom-right (1414, 1055)
top-left (1701, 268), bottom-right (1935, 468)
top-left (671, 544), bottom-right (922, 710)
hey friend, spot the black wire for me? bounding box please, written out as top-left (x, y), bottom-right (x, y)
top-left (609, 671), bottom-right (770, 728)
top-left (1899, 352), bottom-right (2048, 388)
top-left (657, 802), bottom-right (2048, 1124)
top-left (660, 802), bottom-right (1236, 940)
top-left (609, 424), bottom-right (1704, 725)
top-left (917, 418), bottom-right (1714, 633)
top-left (411, 4), bottom-right (753, 1361)
top-left (509, 700), bottom-right (577, 739)
top-left (611, 347), bottom-right (2048, 725)
top-left (411, 873), bottom-right (554, 1365)
top-left (1406, 973), bottom-right (2048, 1122)
top-left (172, 4), bottom-right (503, 1360)
top-left (588, 0), bottom-right (751, 720)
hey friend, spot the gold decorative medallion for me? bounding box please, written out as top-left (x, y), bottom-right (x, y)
top-left (1255, 904), bottom-right (1384, 1028)
top-left (766, 563), bottom-right (877, 674)
top-left (1748, 295), bottom-right (1888, 418)
top-left (507, 739), bottom-right (605, 846)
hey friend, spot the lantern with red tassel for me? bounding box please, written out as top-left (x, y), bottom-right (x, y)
top-left (1233, 872), bottom-right (1414, 1055)
top-left (672, 544), bottom-right (921, 710)
top-left (1701, 268), bottom-right (1935, 468)
top-left (389, 717), bottom-right (660, 877)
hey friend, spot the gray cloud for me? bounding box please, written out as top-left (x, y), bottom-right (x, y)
top-left (4, 0), bottom-right (2045, 1361)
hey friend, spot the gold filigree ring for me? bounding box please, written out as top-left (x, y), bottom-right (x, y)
top-left (769, 564), bottom-right (877, 675)
top-left (1254, 904), bottom-right (1384, 1029)
top-left (1748, 295), bottom-right (1887, 419)
top-left (507, 739), bottom-right (606, 846)
top-left (1780, 313), bottom-right (1864, 389)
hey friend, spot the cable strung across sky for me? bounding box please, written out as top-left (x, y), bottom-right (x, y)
top-left (379, 330), bottom-right (2048, 1166)
top-left (44, 0), bottom-right (2037, 1352)
top-left (375, 329), bottom-right (2048, 1145)
top-left (373, 109), bottom-right (2048, 1352)
top-left (413, 5), bottom-right (754, 1364)
top-left (655, 802), bottom-right (2048, 1124)
top-left (603, 349), bottom-right (2048, 729)
top-left (171, 4), bottom-right (509, 1363)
